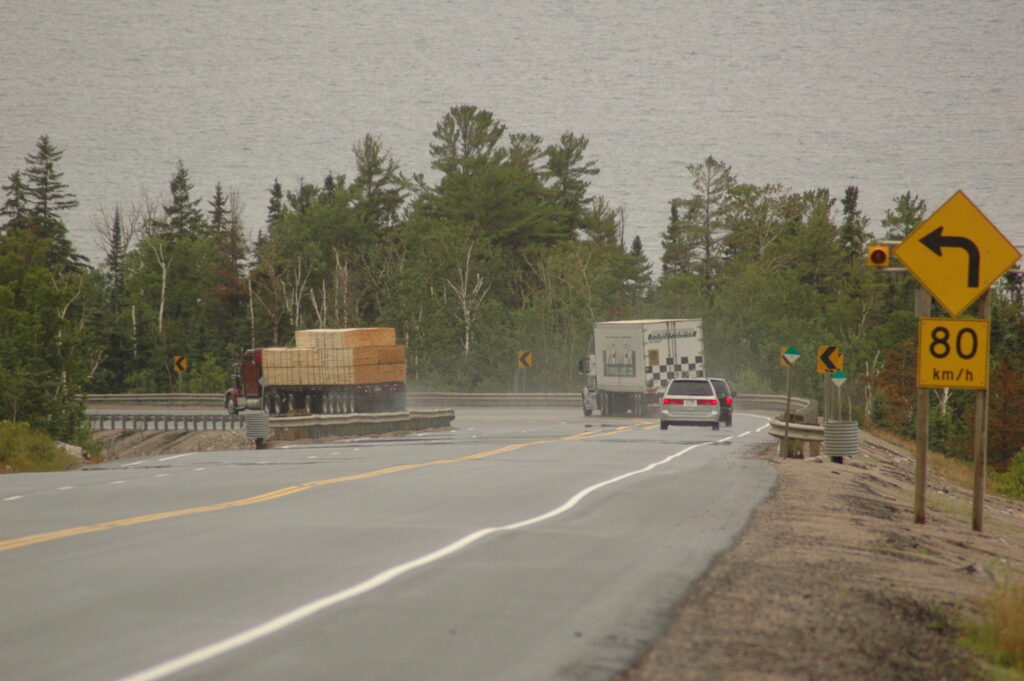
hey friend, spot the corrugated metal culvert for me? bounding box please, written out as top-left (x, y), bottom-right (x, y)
top-left (245, 412), bottom-right (270, 439)
top-left (824, 421), bottom-right (859, 462)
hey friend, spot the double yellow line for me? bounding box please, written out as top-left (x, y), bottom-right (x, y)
top-left (1, 424), bottom-right (642, 553)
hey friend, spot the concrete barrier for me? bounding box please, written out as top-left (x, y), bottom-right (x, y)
top-left (269, 409), bottom-right (455, 441)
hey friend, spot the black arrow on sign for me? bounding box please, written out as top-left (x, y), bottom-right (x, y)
top-left (919, 226), bottom-right (980, 288)
top-left (820, 346), bottom-right (839, 372)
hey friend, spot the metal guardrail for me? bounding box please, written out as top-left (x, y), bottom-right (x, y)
top-left (407, 392), bottom-right (579, 408)
top-left (86, 393), bottom-right (824, 449)
top-left (88, 401), bottom-right (455, 441)
top-left (90, 412), bottom-right (243, 431)
top-left (768, 416), bottom-right (824, 458)
top-left (735, 394), bottom-right (813, 415)
top-left (87, 392), bottom-right (832, 453)
top-left (86, 392), bottom-right (814, 412)
top-left (87, 393), bottom-right (225, 407)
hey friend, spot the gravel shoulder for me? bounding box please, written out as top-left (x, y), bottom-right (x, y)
top-left (620, 429), bottom-right (1024, 681)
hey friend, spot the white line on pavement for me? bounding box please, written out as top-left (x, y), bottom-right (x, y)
top-left (112, 438), bottom-right (717, 681)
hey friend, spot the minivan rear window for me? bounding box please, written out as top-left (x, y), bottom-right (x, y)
top-left (666, 380), bottom-right (713, 396)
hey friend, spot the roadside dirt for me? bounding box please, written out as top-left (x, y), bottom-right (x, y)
top-left (91, 429), bottom-right (253, 460)
top-left (621, 430), bottom-right (1024, 681)
top-left (90, 425), bottom-right (1024, 679)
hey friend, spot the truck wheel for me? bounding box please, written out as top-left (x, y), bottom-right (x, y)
top-left (712, 422), bottom-right (720, 431)
top-left (583, 407), bottom-right (592, 417)
top-left (660, 421), bottom-right (668, 430)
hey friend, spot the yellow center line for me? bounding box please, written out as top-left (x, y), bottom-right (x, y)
top-left (1, 425), bottom-right (642, 553)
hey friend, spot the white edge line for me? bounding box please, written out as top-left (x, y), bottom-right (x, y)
top-left (158, 453), bottom-right (195, 462)
top-left (112, 440), bottom-right (710, 681)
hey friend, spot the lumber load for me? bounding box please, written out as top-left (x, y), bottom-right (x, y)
top-left (262, 328), bottom-right (405, 386)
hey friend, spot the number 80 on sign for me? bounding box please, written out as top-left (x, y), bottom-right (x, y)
top-left (917, 318), bottom-right (989, 390)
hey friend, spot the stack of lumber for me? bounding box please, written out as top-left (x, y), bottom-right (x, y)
top-left (262, 328), bottom-right (406, 386)
top-left (260, 347), bottom-right (322, 386)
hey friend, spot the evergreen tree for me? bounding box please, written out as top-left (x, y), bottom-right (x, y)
top-left (721, 183), bottom-right (794, 264)
top-left (1, 170), bottom-right (31, 223)
top-left (626, 235), bottom-right (653, 301)
top-left (668, 156), bottom-right (736, 293)
top-left (839, 185), bottom-right (870, 259)
top-left (881, 192), bottom-right (927, 239)
top-left (429, 105), bottom-right (508, 175)
top-left (286, 180), bottom-right (321, 215)
top-left (90, 207), bottom-right (134, 393)
top-left (23, 135), bottom-right (79, 220)
top-left (161, 161), bottom-right (206, 235)
top-left (322, 172), bottom-right (338, 200)
top-left (420, 107), bottom-right (560, 254)
top-left (351, 134), bottom-right (407, 230)
top-left (209, 182), bottom-right (228, 232)
top-left (267, 179), bottom-right (284, 226)
top-left (3, 137), bottom-right (83, 269)
top-left (660, 198), bottom-right (701, 276)
top-left (105, 208), bottom-right (126, 299)
top-left (508, 133), bottom-right (545, 173)
top-left (544, 132), bottom-right (598, 238)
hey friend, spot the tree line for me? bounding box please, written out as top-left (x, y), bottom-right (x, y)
top-left (2, 105), bottom-right (1022, 479)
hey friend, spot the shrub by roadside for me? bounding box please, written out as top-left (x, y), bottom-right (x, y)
top-left (0, 421), bottom-right (82, 473)
top-left (994, 450), bottom-right (1024, 500)
top-left (963, 584), bottom-right (1024, 676)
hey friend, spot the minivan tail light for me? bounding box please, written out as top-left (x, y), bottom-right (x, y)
top-left (697, 398), bottom-right (719, 406)
top-left (725, 396), bottom-right (733, 405)
top-left (663, 398), bottom-right (686, 405)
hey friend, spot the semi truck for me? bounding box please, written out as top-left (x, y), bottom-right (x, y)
top-left (579, 319), bottom-right (704, 417)
top-left (225, 327), bottom-right (406, 415)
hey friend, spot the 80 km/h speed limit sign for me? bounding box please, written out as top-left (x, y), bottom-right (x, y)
top-left (917, 318), bottom-right (989, 390)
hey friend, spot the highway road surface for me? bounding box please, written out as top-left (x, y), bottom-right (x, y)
top-left (0, 408), bottom-right (776, 681)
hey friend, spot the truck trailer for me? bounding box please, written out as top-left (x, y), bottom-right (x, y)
top-left (580, 319), bottom-right (704, 417)
top-left (225, 327), bottom-right (406, 415)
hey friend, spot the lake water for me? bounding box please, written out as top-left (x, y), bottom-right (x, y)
top-left (3, 0), bottom-right (1022, 266)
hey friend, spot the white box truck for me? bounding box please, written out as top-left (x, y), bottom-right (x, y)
top-left (579, 319), bottom-right (705, 417)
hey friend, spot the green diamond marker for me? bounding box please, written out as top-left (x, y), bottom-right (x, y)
top-left (831, 370), bottom-right (847, 387)
top-left (783, 346), bottom-right (800, 365)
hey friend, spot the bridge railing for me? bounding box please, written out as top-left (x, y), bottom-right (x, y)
top-left (86, 392), bottom-right (812, 412)
top-left (88, 412), bottom-right (242, 431)
top-left (86, 393), bottom-right (818, 435)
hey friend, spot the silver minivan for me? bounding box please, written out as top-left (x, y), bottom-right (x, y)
top-left (659, 377), bottom-right (721, 431)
